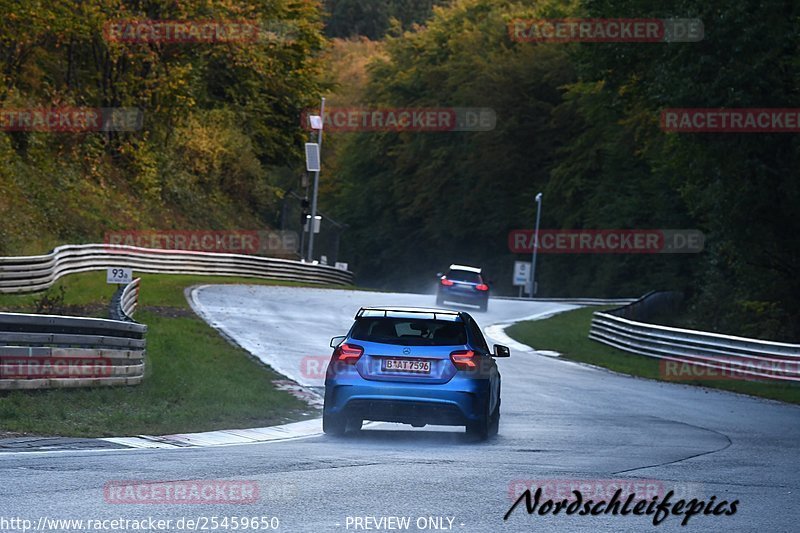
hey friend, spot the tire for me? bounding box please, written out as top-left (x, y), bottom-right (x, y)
top-left (479, 299), bottom-right (488, 312)
top-left (323, 412), bottom-right (347, 435)
top-left (490, 384), bottom-right (501, 436)
top-left (349, 418), bottom-right (364, 431)
top-left (466, 402), bottom-right (490, 441)
top-left (489, 401), bottom-right (500, 436)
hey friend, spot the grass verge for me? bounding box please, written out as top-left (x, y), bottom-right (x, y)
top-left (0, 272), bottom-right (342, 437)
top-left (505, 306), bottom-right (800, 405)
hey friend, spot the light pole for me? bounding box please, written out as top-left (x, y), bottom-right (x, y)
top-left (307, 97), bottom-right (326, 262)
top-left (530, 192), bottom-right (543, 298)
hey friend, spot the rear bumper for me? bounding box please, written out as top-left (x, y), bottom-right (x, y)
top-left (437, 287), bottom-right (488, 305)
top-left (324, 376), bottom-right (489, 426)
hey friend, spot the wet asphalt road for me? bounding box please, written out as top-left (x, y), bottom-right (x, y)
top-left (0, 285), bottom-right (798, 532)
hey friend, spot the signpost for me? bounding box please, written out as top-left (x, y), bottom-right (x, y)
top-left (107, 267), bottom-right (132, 284)
top-left (304, 143), bottom-right (320, 172)
top-left (306, 97), bottom-right (326, 262)
top-left (513, 261), bottom-right (530, 297)
top-left (529, 192), bottom-right (543, 298)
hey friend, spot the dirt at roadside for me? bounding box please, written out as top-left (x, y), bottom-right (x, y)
top-left (139, 306), bottom-right (195, 318)
top-left (0, 303), bottom-right (108, 318)
top-left (0, 430), bottom-right (40, 438)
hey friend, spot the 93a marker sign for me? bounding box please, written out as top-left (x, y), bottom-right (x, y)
top-left (107, 267), bottom-right (132, 284)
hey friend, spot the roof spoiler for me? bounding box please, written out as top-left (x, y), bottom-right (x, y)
top-left (355, 308), bottom-right (464, 320)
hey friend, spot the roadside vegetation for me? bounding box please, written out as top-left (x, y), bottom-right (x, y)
top-left (0, 1), bottom-right (326, 256)
top-left (0, 273), bottom-right (333, 437)
top-left (0, 0), bottom-right (796, 351)
top-left (506, 307), bottom-right (800, 405)
top-left (323, 0), bottom-right (800, 343)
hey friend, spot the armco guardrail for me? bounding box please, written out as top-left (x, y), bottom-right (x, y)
top-left (494, 296), bottom-right (637, 306)
top-left (589, 293), bottom-right (800, 382)
top-left (0, 311), bottom-right (147, 390)
top-left (0, 244), bottom-right (353, 293)
top-left (110, 278), bottom-right (140, 322)
top-left (121, 277), bottom-right (140, 319)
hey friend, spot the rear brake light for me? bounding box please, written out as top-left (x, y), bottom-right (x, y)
top-left (441, 278), bottom-right (454, 286)
top-left (450, 349), bottom-right (477, 370)
top-left (475, 284), bottom-right (489, 291)
top-left (333, 343), bottom-right (363, 364)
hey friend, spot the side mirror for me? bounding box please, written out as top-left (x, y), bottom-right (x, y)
top-left (330, 335), bottom-right (346, 348)
top-left (493, 344), bottom-right (510, 358)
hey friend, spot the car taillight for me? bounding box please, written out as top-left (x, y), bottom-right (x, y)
top-left (333, 343), bottom-right (363, 364)
top-left (441, 278), bottom-right (454, 286)
top-left (475, 284), bottom-right (489, 291)
top-left (450, 349), bottom-right (477, 370)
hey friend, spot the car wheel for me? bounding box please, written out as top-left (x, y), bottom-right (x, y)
top-left (489, 402), bottom-right (500, 436)
top-left (490, 385), bottom-right (501, 436)
top-left (349, 418), bottom-right (364, 431)
top-left (323, 412), bottom-right (347, 435)
top-left (466, 402), bottom-right (490, 441)
top-left (479, 299), bottom-right (488, 312)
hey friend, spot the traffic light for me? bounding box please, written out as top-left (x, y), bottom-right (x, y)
top-left (301, 197), bottom-right (311, 229)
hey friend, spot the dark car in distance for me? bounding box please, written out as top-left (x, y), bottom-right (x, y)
top-left (436, 264), bottom-right (490, 312)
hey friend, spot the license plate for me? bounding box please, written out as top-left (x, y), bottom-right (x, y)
top-left (382, 358), bottom-right (431, 374)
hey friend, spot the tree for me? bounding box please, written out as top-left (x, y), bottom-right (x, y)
top-left (329, 0), bottom-right (578, 290)
top-left (324, 0), bottom-right (450, 39)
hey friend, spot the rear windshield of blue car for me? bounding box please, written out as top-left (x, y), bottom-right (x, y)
top-left (445, 270), bottom-right (481, 283)
top-left (350, 318), bottom-right (468, 346)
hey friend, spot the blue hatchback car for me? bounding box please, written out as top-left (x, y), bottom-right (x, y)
top-left (323, 307), bottom-right (510, 439)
